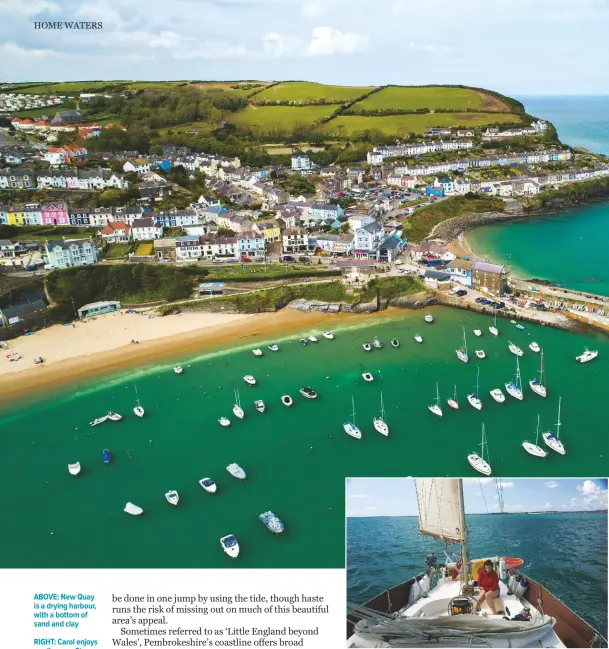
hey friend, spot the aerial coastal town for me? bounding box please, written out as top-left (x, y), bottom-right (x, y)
top-left (1, 82), bottom-right (609, 340)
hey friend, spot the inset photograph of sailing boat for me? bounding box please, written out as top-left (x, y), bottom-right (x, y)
top-left (346, 477), bottom-right (608, 648)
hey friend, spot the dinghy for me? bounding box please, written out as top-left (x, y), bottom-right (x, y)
top-left (218, 417), bottom-right (231, 427)
top-left (252, 348), bottom-right (263, 357)
top-left (299, 386), bottom-right (317, 399)
top-left (124, 502), bottom-right (143, 516)
top-left (165, 490), bottom-right (179, 506)
top-left (362, 372), bottom-right (374, 383)
top-left (243, 375), bottom-right (256, 385)
top-left (300, 338), bottom-right (308, 346)
top-left (490, 388), bottom-right (506, 403)
top-left (89, 415), bottom-right (108, 427)
top-left (68, 462), bottom-right (81, 476)
top-left (281, 395), bottom-right (293, 407)
top-left (424, 314), bottom-right (434, 323)
top-left (107, 411), bottom-right (122, 422)
top-left (414, 334), bottom-right (423, 343)
top-left (220, 534), bottom-right (240, 558)
top-left (391, 338), bottom-right (400, 348)
top-left (254, 399), bottom-right (265, 413)
top-left (308, 335), bottom-right (318, 343)
top-left (268, 344), bottom-right (279, 351)
top-left (529, 342), bottom-right (540, 352)
top-left (173, 366), bottom-right (183, 374)
top-left (372, 337), bottom-right (383, 349)
top-left (475, 350), bottom-right (485, 359)
top-left (199, 478), bottom-right (217, 493)
top-left (102, 449), bottom-right (113, 464)
top-left (473, 329), bottom-right (482, 337)
top-left (363, 342), bottom-right (372, 351)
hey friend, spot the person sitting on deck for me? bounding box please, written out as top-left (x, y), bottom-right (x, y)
top-left (475, 559), bottom-right (500, 614)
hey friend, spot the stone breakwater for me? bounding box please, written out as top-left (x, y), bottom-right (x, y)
top-left (288, 292), bottom-right (436, 314)
top-left (431, 211), bottom-right (519, 242)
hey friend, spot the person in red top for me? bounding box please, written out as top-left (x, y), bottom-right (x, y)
top-left (475, 559), bottom-right (500, 614)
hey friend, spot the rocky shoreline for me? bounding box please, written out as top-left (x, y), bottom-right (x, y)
top-left (431, 210), bottom-right (521, 242)
top-left (288, 291), bottom-right (436, 314)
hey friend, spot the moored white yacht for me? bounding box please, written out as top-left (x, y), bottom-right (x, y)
top-left (252, 348), bottom-right (263, 357)
top-left (165, 490), bottom-right (179, 506)
top-left (254, 399), bottom-right (265, 412)
top-left (233, 389), bottom-right (244, 419)
top-left (473, 329), bottom-right (482, 337)
top-left (490, 388), bottom-right (505, 403)
top-left (467, 424), bottom-right (492, 475)
top-left (68, 462), bottom-right (81, 476)
top-left (529, 348), bottom-right (547, 397)
top-left (226, 463), bottom-right (246, 479)
top-left (346, 478), bottom-right (599, 648)
top-left (505, 356), bottom-right (524, 400)
top-left (243, 375), bottom-right (256, 385)
top-left (466, 367), bottom-right (482, 410)
top-left (575, 348), bottom-right (598, 363)
top-left (362, 372), bottom-right (374, 382)
top-left (308, 335), bottom-right (318, 343)
top-left (414, 334), bottom-right (423, 343)
top-left (428, 382), bottom-right (443, 418)
top-left (299, 386), bottom-right (317, 399)
top-left (424, 314), bottom-right (434, 323)
top-left (508, 341), bottom-right (524, 356)
top-left (220, 534), bottom-right (239, 558)
top-left (218, 416), bottom-right (231, 427)
top-left (107, 411), bottom-right (122, 421)
top-left (542, 397), bottom-right (566, 455)
top-left (173, 366), bottom-right (183, 374)
top-left (373, 392), bottom-right (389, 436)
top-left (199, 478), bottom-right (217, 493)
top-left (456, 327), bottom-right (468, 363)
top-left (323, 331), bottom-right (334, 340)
top-left (489, 312), bottom-right (499, 336)
top-left (372, 337), bottom-right (383, 349)
top-left (344, 395), bottom-right (362, 439)
top-left (447, 385), bottom-right (459, 410)
top-left (89, 415), bottom-right (108, 427)
top-left (522, 415), bottom-right (548, 458)
top-left (259, 511), bottom-right (285, 534)
top-left (529, 341), bottom-right (540, 352)
top-left (133, 385), bottom-right (144, 418)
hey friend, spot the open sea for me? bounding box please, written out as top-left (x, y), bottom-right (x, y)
top-left (1, 307), bottom-right (608, 569)
top-left (347, 512), bottom-right (608, 637)
top-left (467, 96), bottom-right (609, 295)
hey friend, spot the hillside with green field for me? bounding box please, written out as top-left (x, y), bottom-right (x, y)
top-left (251, 82), bottom-right (374, 104)
top-left (230, 104), bottom-right (338, 134)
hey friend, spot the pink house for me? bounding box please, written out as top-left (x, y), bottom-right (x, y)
top-left (41, 202), bottom-right (69, 226)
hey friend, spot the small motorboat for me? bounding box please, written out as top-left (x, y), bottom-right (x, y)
top-left (281, 395), bottom-right (293, 407)
top-left (199, 478), bottom-right (217, 493)
top-left (268, 344), bottom-right (279, 351)
top-left (218, 417), bottom-right (231, 427)
top-left (372, 337), bottom-right (383, 348)
top-left (308, 335), bottom-right (318, 343)
top-left (475, 350), bottom-right (486, 359)
top-left (473, 329), bottom-right (482, 337)
top-left (102, 449), bottom-right (113, 464)
top-left (414, 334), bottom-right (423, 343)
top-left (226, 463), bottom-right (246, 479)
top-left (252, 348), bottom-right (263, 357)
top-left (424, 314), bottom-right (434, 323)
top-left (107, 411), bottom-right (122, 422)
top-left (343, 422), bottom-right (362, 439)
top-left (363, 342), bottom-right (372, 351)
top-left (89, 415), bottom-right (108, 427)
top-left (299, 386), bottom-right (317, 399)
top-left (259, 511), bottom-right (285, 534)
top-left (490, 388), bottom-right (506, 403)
top-left (300, 338), bottom-right (308, 346)
top-left (165, 490), bottom-right (179, 506)
top-left (362, 372), bottom-right (374, 383)
top-left (133, 405), bottom-right (145, 417)
top-left (220, 534), bottom-right (240, 558)
top-left (508, 341), bottom-right (524, 356)
top-left (529, 342), bottom-right (540, 352)
top-left (323, 331), bottom-right (334, 340)
top-left (254, 399), bottom-right (265, 413)
top-left (510, 319), bottom-right (517, 324)
top-left (575, 348), bottom-right (599, 363)
top-left (124, 502), bottom-right (143, 516)
top-left (515, 323), bottom-right (525, 330)
top-left (173, 366), bottom-right (183, 374)
top-left (243, 375), bottom-right (256, 385)
top-left (68, 462), bottom-right (81, 476)
top-left (391, 338), bottom-right (400, 348)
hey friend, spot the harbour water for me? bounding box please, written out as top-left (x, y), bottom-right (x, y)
top-left (347, 512), bottom-right (608, 636)
top-left (0, 307), bottom-right (607, 569)
top-left (467, 96), bottom-right (609, 296)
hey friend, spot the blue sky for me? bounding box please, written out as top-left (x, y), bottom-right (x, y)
top-left (346, 478), bottom-right (609, 517)
top-left (1, 0), bottom-right (608, 94)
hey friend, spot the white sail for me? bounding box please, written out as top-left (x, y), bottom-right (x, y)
top-left (415, 479), bottom-right (462, 543)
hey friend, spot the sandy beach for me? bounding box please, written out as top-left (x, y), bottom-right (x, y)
top-left (0, 307), bottom-right (366, 403)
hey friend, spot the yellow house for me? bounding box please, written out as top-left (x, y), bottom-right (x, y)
top-left (7, 207), bottom-right (24, 226)
top-left (256, 220), bottom-right (280, 243)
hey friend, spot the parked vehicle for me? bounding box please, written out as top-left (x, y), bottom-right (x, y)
top-left (298, 256), bottom-right (311, 263)
top-left (282, 255), bottom-right (295, 262)
top-left (240, 257), bottom-right (252, 263)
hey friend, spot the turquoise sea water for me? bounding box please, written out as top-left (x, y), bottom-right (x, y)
top-left (468, 96), bottom-right (609, 295)
top-left (347, 512), bottom-right (608, 636)
top-left (0, 308), bottom-right (608, 569)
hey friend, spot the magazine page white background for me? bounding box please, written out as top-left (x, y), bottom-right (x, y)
top-left (0, 569), bottom-right (344, 648)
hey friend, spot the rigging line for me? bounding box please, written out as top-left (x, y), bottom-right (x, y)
top-left (478, 478), bottom-right (489, 513)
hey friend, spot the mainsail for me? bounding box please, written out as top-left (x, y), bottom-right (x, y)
top-left (415, 479), bottom-right (463, 543)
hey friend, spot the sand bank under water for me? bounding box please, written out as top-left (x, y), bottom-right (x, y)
top-left (0, 307), bottom-right (376, 403)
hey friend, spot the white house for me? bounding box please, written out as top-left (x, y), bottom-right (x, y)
top-left (123, 159), bottom-right (151, 173)
top-left (131, 217), bottom-right (163, 241)
top-left (291, 153), bottom-right (312, 171)
top-left (175, 235), bottom-right (202, 260)
top-left (282, 228), bottom-right (310, 253)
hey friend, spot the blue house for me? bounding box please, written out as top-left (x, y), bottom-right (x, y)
top-left (425, 187), bottom-right (444, 198)
top-left (447, 259), bottom-right (474, 287)
top-left (309, 204), bottom-right (344, 221)
top-left (154, 159), bottom-right (172, 172)
top-left (155, 212), bottom-right (177, 227)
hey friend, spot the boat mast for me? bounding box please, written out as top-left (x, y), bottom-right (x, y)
top-left (556, 396), bottom-right (562, 439)
top-left (436, 382), bottom-right (440, 404)
top-left (380, 392), bottom-right (385, 420)
top-left (475, 367), bottom-right (480, 395)
top-left (535, 414), bottom-right (540, 446)
top-left (352, 395), bottom-right (356, 426)
top-left (516, 356), bottom-right (522, 390)
top-left (457, 478), bottom-right (469, 588)
top-left (463, 327), bottom-right (467, 354)
top-left (540, 348), bottom-right (545, 386)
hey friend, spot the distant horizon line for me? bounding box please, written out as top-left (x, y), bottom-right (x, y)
top-left (348, 510), bottom-right (609, 518)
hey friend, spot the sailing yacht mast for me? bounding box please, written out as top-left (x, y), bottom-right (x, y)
top-left (458, 479), bottom-right (469, 587)
top-left (556, 397), bottom-right (561, 438)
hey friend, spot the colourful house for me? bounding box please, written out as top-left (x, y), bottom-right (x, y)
top-left (41, 202), bottom-right (69, 226)
top-left (7, 207), bottom-right (24, 226)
